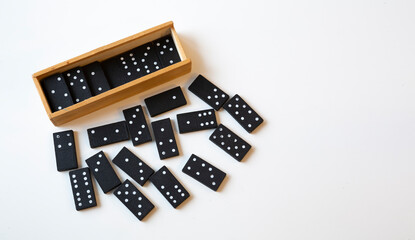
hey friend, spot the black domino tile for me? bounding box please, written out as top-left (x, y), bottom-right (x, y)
top-left (132, 42), bottom-right (162, 75)
top-left (82, 61), bottom-right (111, 95)
top-left (112, 147), bottom-right (154, 186)
top-left (116, 50), bottom-right (146, 83)
top-left (87, 121), bottom-right (130, 148)
top-left (101, 57), bottom-right (128, 88)
top-left (123, 105), bottom-right (152, 146)
top-left (63, 67), bottom-right (93, 103)
top-left (209, 124), bottom-right (251, 162)
top-left (144, 86), bottom-right (187, 117)
top-left (150, 166), bottom-right (189, 208)
top-left (42, 73), bottom-right (74, 112)
top-left (114, 180), bottom-right (154, 221)
top-left (188, 74), bottom-right (229, 111)
top-left (69, 167), bottom-right (97, 211)
top-left (153, 35), bottom-right (181, 67)
top-left (151, 118), bottom-right (179, 160)
top-left (53, 130), bottom-right (78, 171)
top-left (176, 109), bottom-right (217, 133)
top-left (85, 151), bottom-right (121, 193)
top-left (223, 94), bottom-right (264, 133)
top-left (182, 154), bottom-right (226, 191)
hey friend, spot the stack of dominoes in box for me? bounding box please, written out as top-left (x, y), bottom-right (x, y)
top-left (53, 74), bottom-right (263, 221)
top-left (43, 35), bottom-right (181, 113)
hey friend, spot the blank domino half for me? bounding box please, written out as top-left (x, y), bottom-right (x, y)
top-left (85, 151), bottom-right (121, 193)
top-left (144, 86), bottom-right (187, 117)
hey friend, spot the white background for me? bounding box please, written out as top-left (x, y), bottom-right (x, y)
top-left (0, 0), bottom-right (414, 239)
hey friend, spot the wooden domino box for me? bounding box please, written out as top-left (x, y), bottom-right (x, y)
top-left (33, 21), bottom-right (191, 126)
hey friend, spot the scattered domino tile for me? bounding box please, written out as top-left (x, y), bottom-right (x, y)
top-left (87, 121), bottom-right (130, 148)
top-left (41, 73), bottom-right (73, 112)
top-left (82, 61), bottom-right (111, 96)
top-left (123, 105), bottom-right (152, 146)
top-left (154, 35), bottom-right (181, 67)
top-left (151, 118), bottom-right (179, 160)
top-left (69, 167), bottom-right (97, 211)
top-left (133, 42), bottom-right (162, 75)
top-left (63, 67), bottom-right (93, 103)
top-left (101, 57), bottom-right (128, 88)
top-left (182, 154), bottom-right (226, 191)
top-left (209, 124), bottom-right (252, 162)
top-left (188, 74), bottom-right (229, 111)
top-left (144, 86), bottom-right (187, 117)
top-left (50, 68), bottom-right (264, 218)
top-left (85, 151), bottom-right (121, 193)
top-left (176, 109), bottom-right (218, 133)
top-left (150, 166), bottom-right (190, 208)
top-left (53, 130), bottom-right (78, 171)
top-left (114, 180), bottom-right (155, 221)
top-left (112, 147), bottom-right (154, 186)
top-left (223, 94), bottom-right (264, 133)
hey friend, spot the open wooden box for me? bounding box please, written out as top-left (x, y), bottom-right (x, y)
top-left (33, 21), bottom-right (191, 126)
